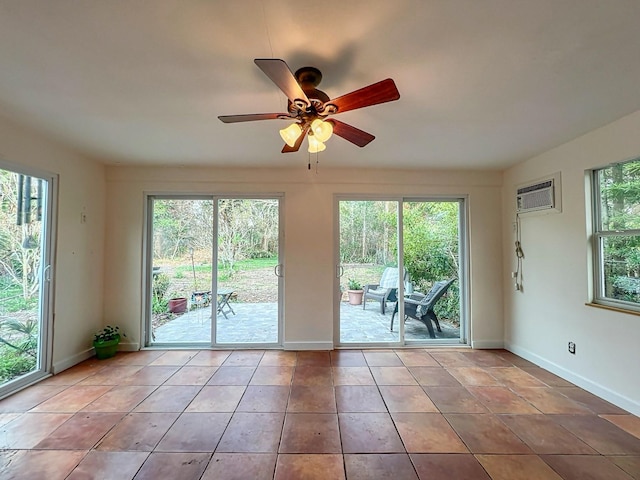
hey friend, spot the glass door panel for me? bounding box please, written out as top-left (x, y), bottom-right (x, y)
top-left (337, 197), bottom-right (466, 346)
top-left (402, 200), bottom-right (462, 343)
top-left (215, 198), bottom-right (280, 345)
top-left (338, 200), bottom-right (401, 344)
top-left (0, 168), bottom-right (52, 395)
top-left (149, 198), bottom-right (214, 345)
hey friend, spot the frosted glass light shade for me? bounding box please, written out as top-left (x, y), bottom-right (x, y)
top-left (279, 123), bottom-right (302, 147)
top-left (311, 118), bottom-right (333, 142)
top-left (308, 135), bottom-right (326, 153)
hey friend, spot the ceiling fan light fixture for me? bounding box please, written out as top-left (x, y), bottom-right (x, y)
top-left (311, 118), bottom-right (333, 143)
top-left (307, 134), bottom-right (326, 153)
top-left (279, 123), bottom-right (302, 147)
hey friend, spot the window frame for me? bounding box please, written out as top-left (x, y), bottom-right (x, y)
top-left (592, 158), bottom-right (640, 313)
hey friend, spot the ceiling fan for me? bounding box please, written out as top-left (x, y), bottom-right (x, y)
top-left (218, 59), bottom-right (400, 153)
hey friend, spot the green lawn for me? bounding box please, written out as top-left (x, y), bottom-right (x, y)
top-left (175, 257), bottom-right (279, 278)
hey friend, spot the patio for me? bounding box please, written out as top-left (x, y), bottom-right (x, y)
top-left (153, 301), bottom-right (461, 344)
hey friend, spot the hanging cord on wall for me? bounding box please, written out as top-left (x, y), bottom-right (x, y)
top-left (514, 213), bottom-right (525, 291)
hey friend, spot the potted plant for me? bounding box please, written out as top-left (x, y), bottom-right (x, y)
top-left (347, 278), bottom-right (364, 305)
top-left (168, 296), bottom-right (188, 314)
top-left (93, 325), bottom-right (125, 360)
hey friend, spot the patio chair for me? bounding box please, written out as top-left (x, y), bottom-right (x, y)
top-left (363, 267), bottom-right (411, 314)
top-left (390, 278), bottom-right (455, 338)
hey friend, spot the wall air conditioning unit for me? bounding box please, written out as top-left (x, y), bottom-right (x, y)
top-left (516, 172), bottom-right (562, 215)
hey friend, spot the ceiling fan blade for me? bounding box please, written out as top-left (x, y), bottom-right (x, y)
top-left (282, 126), bottom-right (309, 153)
top-left (254, 59), bottom-right (310, 107)
top-left (329, 119), bottom-right (375, 147)
top-left (218, 113), bottom-right (289, 123)
top-left (325, 78), bottom-right (400, 115)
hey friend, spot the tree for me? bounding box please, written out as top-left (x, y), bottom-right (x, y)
top-left (0, 170), bottom-right (42, 307)
top-left (598, 160), bottom-right (640, 300)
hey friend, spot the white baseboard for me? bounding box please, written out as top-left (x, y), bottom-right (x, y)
top-left (52, 348), bottom-right (94, 374)
top-left (471, 340), bottom-right (505, 349)
top-left (283, 341), bottom-right (333, 351)
top-left (505, 342), bottom-right (640, 417)
top-left (52, 342), bottom-right (140, 374)
top-left (118, 341), bottom-right (140, 352)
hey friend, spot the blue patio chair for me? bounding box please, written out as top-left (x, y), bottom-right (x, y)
top-left (363, 267), bottom-right (411, 314)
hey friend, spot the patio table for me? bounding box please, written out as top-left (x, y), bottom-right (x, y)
top-left (217, 288), bottom-right (235, 318)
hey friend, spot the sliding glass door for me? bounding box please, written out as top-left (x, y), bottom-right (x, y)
top-left (146, 195), bottom-right (282, 347)
top-left (337, 197), bottom-right (466, 346)
top-left (0, 165), bottom-right (55, 397)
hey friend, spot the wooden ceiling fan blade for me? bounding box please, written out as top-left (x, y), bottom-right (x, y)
top-left (282, 126), bottom-right (309, 153)
top-left (329, 119), bottom-right (375, 147)
top-left (218, 113), bottom-right (289, 123)
top-left (325, 78), bottom-right (400, 115)
top-left (254, 59), bottom-right (310, 107)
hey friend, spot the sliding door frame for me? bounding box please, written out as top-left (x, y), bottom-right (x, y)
top-left (334, 194), bottom-right (469, 348)
top-left (142, 192), bottom-right (284, 348)
top-left (0, 159), bottom-right (57, 398)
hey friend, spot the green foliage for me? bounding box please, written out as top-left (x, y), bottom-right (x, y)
top-left (0, 170), bottom-right (43, 307)
top-left (598, 159), bottom-right (640, 302)
top-left (234, 257), bottom-right (278, 269)
top-left (347, 278), bottom-right (362, 290)
top-left (339, 200), bottom-right (460, 321)
top-left (402, 202), bottom-right (459, 320)
top-left (0, 346), bottom-right (36, 383)
top-left (612, 276), bottom-right (640, 303)
top-left (94, 325), bottom-right (124, 344)
top-left (0, 317), bottom-right (38, 382)
top-left (249, 250), bottom-right (273, 259)
top-left (152, 273), bottom-right (170, 314)
top-left (0, 279), bottom-right (38, 312)
top-left (0, 318), bottom-right (38, 357)
top-left (339, 201), bottom-right (397, 265)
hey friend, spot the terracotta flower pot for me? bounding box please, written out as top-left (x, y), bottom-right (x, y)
top-left (347, 289), bottom-right (364, 305)
top-left (168, 297), bottom-right (188, 313)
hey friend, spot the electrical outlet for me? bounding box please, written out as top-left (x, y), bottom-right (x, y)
top-left (568, 342), bottom-right (576, 354)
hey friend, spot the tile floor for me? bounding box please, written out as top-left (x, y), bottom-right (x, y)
top-left (0, 349), bottom-right (639, 479)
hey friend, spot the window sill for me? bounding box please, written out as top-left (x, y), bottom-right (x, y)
top-left (585, 302), bottom-right (640, 317)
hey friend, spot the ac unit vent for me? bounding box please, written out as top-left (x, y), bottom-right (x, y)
top-left (517, 179), bottom-right (555, 213)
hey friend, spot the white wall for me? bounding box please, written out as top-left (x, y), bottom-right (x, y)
top-left (104, 166), bottom-right (504, 351)
top-left (503, 109), bottom-right (640, 415)
top-left (0, 114), bottom-right (106, 372)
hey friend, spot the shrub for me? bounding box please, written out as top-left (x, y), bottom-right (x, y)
top-left (152, 273), bottom-right (170, 313)
top-left (0, 347), bottom-right (36, 383)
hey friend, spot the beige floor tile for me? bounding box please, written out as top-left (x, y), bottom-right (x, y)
top-left (202, 453), bottom-right (277, 480)
top-left (344, 453), bottom-right (417, 480)
top-left (275, 453), bottom-right (345, 480)
top-left (476, 454), bottom-right (563, 480)
top-left (392, 412), bottom-right (468, 453)
top-left (378, 385), bottom-right (438, 412)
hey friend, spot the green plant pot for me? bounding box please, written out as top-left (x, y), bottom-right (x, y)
top-left (93, 337), bottom-right (120, 360)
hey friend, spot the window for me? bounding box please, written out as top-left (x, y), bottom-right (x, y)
top-left (592, 157), bottom-right (640, 311)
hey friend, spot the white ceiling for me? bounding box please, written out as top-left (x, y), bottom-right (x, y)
top-left (1, 1), bottom-right (640, 170)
